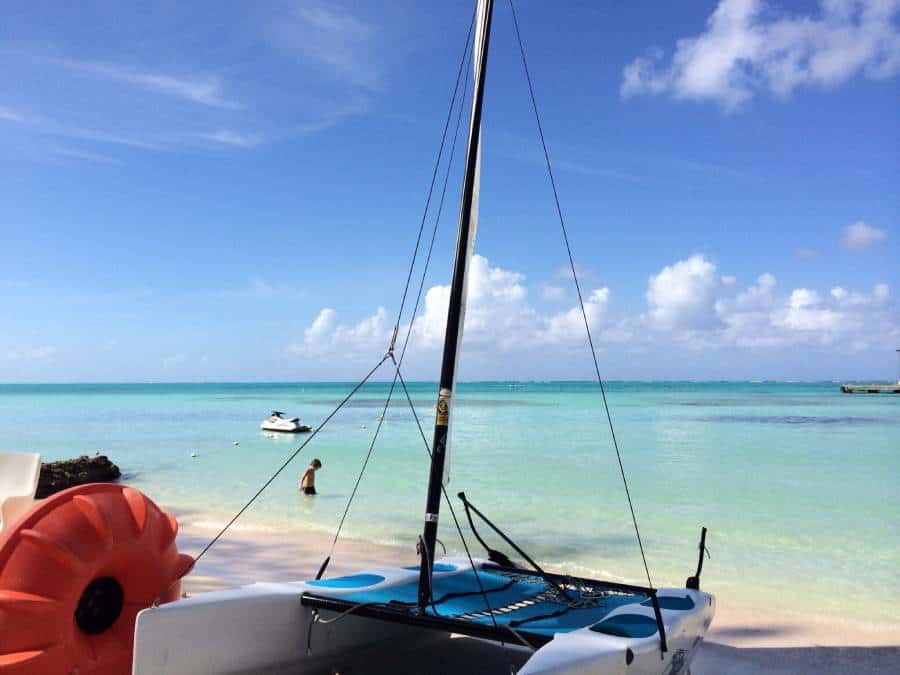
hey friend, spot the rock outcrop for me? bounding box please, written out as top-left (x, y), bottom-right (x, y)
top-left (36, 455), bottom-right (121, 498)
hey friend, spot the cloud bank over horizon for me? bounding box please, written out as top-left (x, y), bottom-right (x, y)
top-left (286, 250), bottom-right (898, 379)
top-left (3, 244), bottom-right (896, 382)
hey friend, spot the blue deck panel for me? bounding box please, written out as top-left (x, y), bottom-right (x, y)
top-left (328, 568), bottom-right (649, 635)
top-left (307, 573), bottom-right (386, 589)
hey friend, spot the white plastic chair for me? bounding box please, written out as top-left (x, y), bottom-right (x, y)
top-left (0, 452), bottom-right (41, 535)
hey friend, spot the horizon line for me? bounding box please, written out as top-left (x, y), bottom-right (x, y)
top-left (1, 378), bottom-right (893, 386)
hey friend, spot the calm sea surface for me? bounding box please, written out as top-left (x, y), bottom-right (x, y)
top-left (1, 381), bottom-right (897, 621)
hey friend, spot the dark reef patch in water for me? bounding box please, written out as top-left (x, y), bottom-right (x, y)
top-left (697, 414), bottom-right (888, 425)
top-left (675, 397), bottom-right (827, 408)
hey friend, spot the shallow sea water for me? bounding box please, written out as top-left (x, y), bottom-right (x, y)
top-left (1, 381), bottom-right (896, 621)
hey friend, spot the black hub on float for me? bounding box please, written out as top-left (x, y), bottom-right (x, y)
top-left (75, 576), bottom-right (124, 635)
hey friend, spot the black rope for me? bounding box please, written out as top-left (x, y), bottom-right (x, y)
top-left (153, 354), bottom-right (389, 603)
top-left (458, 493), bottom-right (574, 603)
top-left (506, 0), bottom-right (655, 594)
top-left (389, 578), bottom-right (517, 609)
top-left (458, 494), bottom-right (513, 567)
top-left (317, 8), bottom-right (476, 580)
top-left (188, 355), bottom-right (389, 567)
top-left (319, 371), bottom-right (401, 575)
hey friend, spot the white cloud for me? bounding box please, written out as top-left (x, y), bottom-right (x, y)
top-left (774, 288), bottom-right (842, 331)
top-left (289, 255), bottom-right (616, 360)
top-left (830, 282), bottom-right (890, 306)
top-left (52, 145), bottom-right (121, 164)
top-left (287, 253), bottom-right (898, 366)
top-left (300, 308), bottom-right (336, 349)
top-left (646, 254), bottom-right (721, 330)
top-left (202, 130), bottom-right (263, 148)
top-left (161, 354), bottom-right (186, 369)
top-left (289, 306), bottom-right (390, 357)
top-left (734, 272), bottom-right (777, 311)
top-left (555, 264), bottom-right (597, 282)
top-left (0, 104), bottom-right (162, 150)
top-left (412, 255), bottom-right (536, 351)
top-left (840, 220), bottom-right (888, 250)
top-left (622, 0), bottom-right (900, 110)
top-left (6, 346), bottom-right (56, 361)
top-left (541, 289), bottom-right (610, 344)
top-left (49, 58), bottom-right (242, 109)
top-left (274, 3), bottom-right (382, 92)
top-left (540, 285), bottom-right (567, 301)
top-left (718, 276), bottom-right (894, 348)
top-left (0, 105), bottom-right (33, 124)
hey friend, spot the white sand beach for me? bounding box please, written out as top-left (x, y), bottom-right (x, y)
top-left (174, 516), bottom-right (900, 674)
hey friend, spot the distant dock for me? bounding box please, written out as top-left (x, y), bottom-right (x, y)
top-left (840, 383), bottom-right (900, 394)
top-left (843, 349), bottom-right (900, 393)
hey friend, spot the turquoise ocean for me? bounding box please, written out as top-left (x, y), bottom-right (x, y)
top-left (1, 381), bottom-right (897, 622)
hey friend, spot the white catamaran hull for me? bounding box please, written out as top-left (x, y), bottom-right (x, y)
top-left (133, 558), bottom-right (713, 675)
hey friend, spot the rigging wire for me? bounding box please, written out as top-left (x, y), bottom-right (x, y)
top-left (395, 367), bottom-right (531, 656)
top-left (375, 6), bottom-right (519, 656)
top-left (387, 5), bottom-right (477, 354)
top-left (320, 375), bottom-right (398, 570)
top-left (165, 8), bottom-right (478, 589)
top-left (310, 9), bottom-right (520, 658)
top-left (318, 8), bottom-right (476, 573)
top-left (506, 0), bottom-right (655, 592)
top-left (152, 354), bottom-right (390, 604)
top-left (395, 19), bottom-right (474, 368)
top-left (185, 355), bottom-right (388, 567)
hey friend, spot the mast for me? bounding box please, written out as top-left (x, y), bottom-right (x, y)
top-left (418, 0), bottom-right (494, 610)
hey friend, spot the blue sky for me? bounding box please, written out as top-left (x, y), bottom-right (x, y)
top-left (1, 0), bottom-right (897, 382)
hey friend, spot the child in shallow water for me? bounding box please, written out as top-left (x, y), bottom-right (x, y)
top-left (299, 458), bottom-right (322, 495)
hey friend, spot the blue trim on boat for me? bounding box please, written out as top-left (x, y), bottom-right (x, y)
top-left (307, 573), bottom-right (385, 588)
top-left (338, 569), bottom-right (528, 609)
top-left (642, 595), bottom-right (694, 611)
top-left (591, 613), bottom-right (659, 638)
top-left (404, 563), bottom-right (456, 573)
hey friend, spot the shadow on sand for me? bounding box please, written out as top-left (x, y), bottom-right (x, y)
top-left (248, 637), bottom-right (900, 675)
top-left (693, 642), bottom-right (900, 675)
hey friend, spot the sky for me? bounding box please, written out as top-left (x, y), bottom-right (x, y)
top-left (0, 0), bottom-right (898, 382)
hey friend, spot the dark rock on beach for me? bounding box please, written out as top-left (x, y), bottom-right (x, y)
top-left (36, 455), bottom-right (121, 498)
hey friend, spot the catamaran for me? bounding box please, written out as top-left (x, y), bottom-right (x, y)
top-left (0, 2), bottom-right (714, 674)
top-left (131, 1), bottom-right (715, 673)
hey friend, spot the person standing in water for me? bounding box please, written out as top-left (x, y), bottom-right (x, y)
top-left (299, 458), bottom-right (322, 495)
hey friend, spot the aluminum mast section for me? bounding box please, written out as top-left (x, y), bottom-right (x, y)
top-left (417, 0), bottom-right (494, 610)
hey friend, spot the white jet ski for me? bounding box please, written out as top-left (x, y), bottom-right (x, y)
top-left (260, 411), bottom-right (311, 433)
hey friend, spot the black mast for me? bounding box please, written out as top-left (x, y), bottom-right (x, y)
top-left (417, 0), bottom-right (494, 610)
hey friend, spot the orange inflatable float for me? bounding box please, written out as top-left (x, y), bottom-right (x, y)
top-left (0, 483), bottom-right (193, 674)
